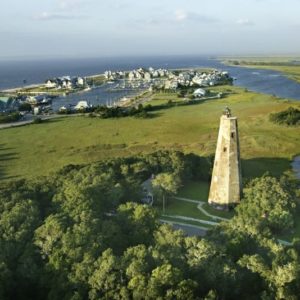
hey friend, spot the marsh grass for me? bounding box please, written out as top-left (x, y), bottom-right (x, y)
top-left (0, 86), bottom-right (299, 180)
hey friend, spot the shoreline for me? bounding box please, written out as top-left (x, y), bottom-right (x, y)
top-left (221, 60), bottom-right (300, 85)
top-left (0, 66), bottom-right (217, 94)
top-left (0, 72), bottom-right (106, 94)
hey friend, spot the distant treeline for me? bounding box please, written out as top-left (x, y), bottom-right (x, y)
top-left (269, 107), bottom-right (300, 126)
top-left (228, 60), bottom-right (300, 66)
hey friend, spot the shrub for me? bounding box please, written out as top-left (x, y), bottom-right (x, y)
top-left (33, 117), bottom-right (43, 124)
top-left (269, 107), bottom-right (300, 126)
top-left (0, 112), bottom-right (21, 123)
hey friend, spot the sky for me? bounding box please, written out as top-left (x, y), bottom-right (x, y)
top-left (1, 0), bottom-right (300, 59)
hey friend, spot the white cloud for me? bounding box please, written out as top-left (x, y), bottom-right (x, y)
top-left (33, 11), bottom-right (86, 21)
top-left (174, 9), bottom-right (218, 23)
top-left (236, 18), bottom-right (254, 26)
top-left (58, 0), bottom-right (85, 10)
top-left (175, 10), bottom-right (188, 22)
top-left (32, 0), bottom-right (89, 21)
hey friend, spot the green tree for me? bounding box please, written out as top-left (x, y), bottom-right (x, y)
top-left (88, 249), bottom-right (129, 300)
top-left (232, 175), bottom-right (296, 235)
top-left (152, 173), bottom-right (181, 213)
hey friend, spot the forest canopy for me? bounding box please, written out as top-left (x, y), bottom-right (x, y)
top-left (0, 151), bottom-right (299, 299)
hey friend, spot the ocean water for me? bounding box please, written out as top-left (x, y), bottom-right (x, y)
top-left (1, 56), bottom-right (300, 109)
top-left (0, 56), bottom-right (220, 90)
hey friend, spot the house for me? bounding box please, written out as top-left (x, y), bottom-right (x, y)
top-left (76, 77), bottom-right (85, 86)
top-left (64, 80), bottom-right (73, 89)
top-left (57, 76), bottom-right (73, 89)
top-left (152, 70), bottom-right (159, 78)
top-left (193, 88), bottom-right (207, 98)
top-left (135, 72), bottom-right (143, 80)
top-left (59, 106), bottom-right (68, 112)
top-left (33, 107), bottom-right (40, 115)
top-left (141, 176), bottom-right (155, 205)
top-left (26, 95), bottom-right (48, 105)
top-left (128, 72), bottom-right (135, 81)
top-left (0, 97), bottom-right (10, 110)
top-left (144, 72), bottom-right (151, 81)
top-left (164, 80), bottom-right (178, 90)
top-left (45, 79), bottom-right (57, 88)
top-left (75, 100), bottom-right (91, 111)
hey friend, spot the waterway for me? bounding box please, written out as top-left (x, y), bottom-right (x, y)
top-left (1, 56), bottom-right (300, 109)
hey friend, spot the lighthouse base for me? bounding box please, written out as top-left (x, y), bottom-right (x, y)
top-left (208, 200), bottom-right (238, 211)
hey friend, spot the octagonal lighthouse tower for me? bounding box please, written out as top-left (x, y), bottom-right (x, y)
top-left (208, 108), bottom-right (242, 210)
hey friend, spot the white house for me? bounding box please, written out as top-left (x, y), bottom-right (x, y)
top-left (128, 72), bottom-right (135, 81)
top-left (193, 88), bottom-right (207, 98)
top-left (76, 77), bottom-right (84, 86)
top-left (59, 106), bottom-right (68, 112)
top-left (152, 70), bottom-right (159, 78)
top-left (144, 72), bottom-right (151, 81)
top-left (33, 107), bottom-right (40, 115)
top-left (45, 80), bottom-right (57, 88)
top-left (75, 101), bottom-right (90, 110)
top-left (141, 177), bottom-right (155, 206)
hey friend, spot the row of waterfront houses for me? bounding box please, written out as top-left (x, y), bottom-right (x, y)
top-left (45, 76), bottom-right (86, 90)
top-left (104, 67), bottom-right (232, 90)
top-left (104, 67), bottom-right (170, 81)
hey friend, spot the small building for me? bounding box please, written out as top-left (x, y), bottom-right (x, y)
top-left (74, 100), bottom-right (91, 111)
top-left (193, 88), bottom-right (207, 98)
top-left (45, 80), bottom-right (57, 88)
top-left (141, 177), bottom-right (155, 206)
top-left (165, 80), bottom-right (178, 90)
top-left (75, 77), bottom-right (85, 86)
top-left (26, 95), bottom-right (48, 105)
top-left (144, 72), bottom-right (151, 81)
top-left (128, 72), bottom-right (135, 81)
top-left (59, 106), bottom-right (68, 113)
top-left (33, 107), bottom-right (40, 115)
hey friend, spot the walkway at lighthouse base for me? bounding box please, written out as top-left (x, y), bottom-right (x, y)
top-left (158, 182), bottom-right (292, 246)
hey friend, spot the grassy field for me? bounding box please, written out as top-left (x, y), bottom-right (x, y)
top-left (162, 198), bottom-right (211, 220)
top-left (177, 181), bottom-right (209, 201)
top-left (0, 85), bottom-right (300, 182)
top-left (176, 181), bottom-right (234, 219)
top-left (161, 215), bottom-right (214, 229)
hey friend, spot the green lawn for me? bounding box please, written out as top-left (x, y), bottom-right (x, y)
top-left (177, 181), bottom-right (209, 201)
top-left (176, 181), bottom-right (234, 219)
top-left (1, 86), bottom-right (300, 181)
top-left (161, 215), bottom-right (214, 229)
top-left (162, 198), bottom-right (211, 220)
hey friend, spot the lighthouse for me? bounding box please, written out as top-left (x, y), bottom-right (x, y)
top-left (208, 107), bottom-right (242, 210)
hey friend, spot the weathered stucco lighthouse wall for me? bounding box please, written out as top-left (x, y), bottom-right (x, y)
top-left (208, 113), bottom-right (242, 209)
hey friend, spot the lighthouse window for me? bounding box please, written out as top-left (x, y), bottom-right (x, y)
top-left (223, 147), bottom-right (227, 152)
top-left (231, 132), bottom-right (235, 138)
